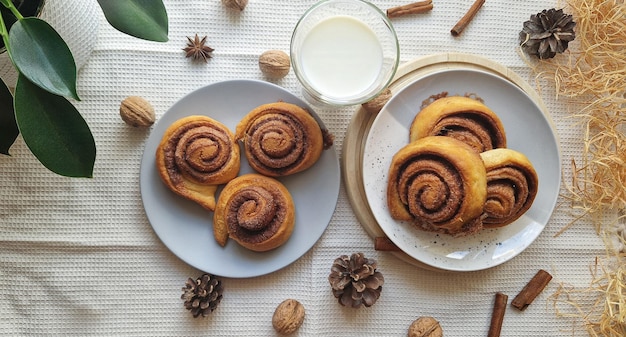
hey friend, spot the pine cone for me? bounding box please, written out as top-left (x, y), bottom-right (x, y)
top-left (181, 273), bottom-right (223, 318)
top-left (519, 8), bottom-right (576, 59)
top-left (328, 252), bottom-right (384, 308)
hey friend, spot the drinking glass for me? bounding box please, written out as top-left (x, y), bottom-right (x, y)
top-left (290, 0), bottom-right (399, 106)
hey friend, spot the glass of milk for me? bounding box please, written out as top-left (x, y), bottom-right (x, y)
top-left (290, 0), bottom-right (399, 106)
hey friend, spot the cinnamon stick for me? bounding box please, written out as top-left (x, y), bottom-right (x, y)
top-left (374, 236), bottom-right (401, 251)
top-left (511, 269), bottom-right (553, 311)
top-left (387, 0), bottom-right (433, 18)
top-left (488, 292), bottom-right (508, 337)
top-left (450, 0), bottom-right (485, 36)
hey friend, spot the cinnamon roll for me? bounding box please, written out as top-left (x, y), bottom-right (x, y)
top-left (235, 102), bottom-right (324, 177)
top-left (213, 173), bottom-right (295, 251)
top-left (387, 136), bottom-right (487, 236)
top-left (480, 148), bottom-right (539, 228)
top-left (156, 115), bottom-right (240, 211)
top-left (409, 96), bottom-right (507, 152)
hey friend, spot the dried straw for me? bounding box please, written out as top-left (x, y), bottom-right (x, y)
top-left (550, 223), bottom-right (626, 336)
top-left (525, 0), bottom-right (626, 335)
top-left (527, 0), bottom-right (626, 234)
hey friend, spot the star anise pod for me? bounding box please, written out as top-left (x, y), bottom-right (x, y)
top-left (183, 34), bottom-right (214, 62)
top-left (519, 8), bottom-right (576, 59)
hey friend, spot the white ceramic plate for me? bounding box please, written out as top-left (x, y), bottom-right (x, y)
top-left (140, 80), bottom-right (340, 278)
top-left (363, 69), bottom-right (560, 272)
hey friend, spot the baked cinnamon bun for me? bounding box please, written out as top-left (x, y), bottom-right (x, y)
top-left (213, 173), bottom-right (295, 251)
top-left (387, 136), bottom-right (487, 236)
top-left (480, 148), bottom-right (539, 228)
top-left (235, 102), bottom-right (324, 177)
top-left (409, 96), bottom-right (506, 152)
top-left (156, 115), bottom-right (240, 211)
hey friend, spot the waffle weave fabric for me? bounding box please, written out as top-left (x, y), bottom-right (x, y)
top-left (0, 1), bottom-right (605, 336)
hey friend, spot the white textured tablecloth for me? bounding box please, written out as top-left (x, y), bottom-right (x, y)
top-left (0, 0), bottom-right (609, 336)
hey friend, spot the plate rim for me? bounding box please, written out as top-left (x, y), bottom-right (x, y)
top-left (139, 79), bottom-right (341, 278)
top-left (362, 67), bottom-right (561, 272)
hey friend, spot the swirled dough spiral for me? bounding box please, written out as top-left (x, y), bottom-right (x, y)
top-left (387, 136), bottom-right (487, 236)
top-left (409, 96), bottom-right (507, 152)
top-left (213, 174), bottom-right (295, 251)
top-left (480, 148), bottom-right (539, 228)
top-left (156, 115), bottom-right (240, 211)
top-left (235, 102), bottom-right (324, 177)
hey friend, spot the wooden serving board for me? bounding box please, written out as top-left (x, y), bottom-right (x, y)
top-left (341, 52), bottom-right (552, 271)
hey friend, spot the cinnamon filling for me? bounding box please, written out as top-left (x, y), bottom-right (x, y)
top-left (397, 154), bottom-right (463, 227)
top-left (433, 112), bottom-right (505, 152)
top-left (244, 111), bottom-right (308, 175)
top-left (483, 166), bottom-right (533, 225)
top-left (225, 185), bottom-right (288, 244)
top-left (231, 188), bottom-right (276, 231)
top-left (163, 121), bottom-right (234, 184)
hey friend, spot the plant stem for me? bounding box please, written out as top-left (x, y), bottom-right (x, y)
top-left (0, 7), bottom-right (10, 53)
top-left (0, 0), bottom-right (25, 53)
top-left (1, 0), bottom-right (23, 20)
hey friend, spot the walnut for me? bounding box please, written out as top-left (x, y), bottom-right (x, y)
top-left (259, 50), bottom-right (291, 79)
top-left (408, 316), bottom-right (443, 337)
top-left (119, 96), bottom-right (155, 127)
top-left (361, 88), bottom-right (392, 114)
top-left (222, 0), bottom-right (248, 11)
top-left (272, 299), bottom-right (305, 335)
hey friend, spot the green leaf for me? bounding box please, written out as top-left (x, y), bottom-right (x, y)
top-left (8, 18), bottom-right (79, 100)
top-left (0, 78), bottom-right (18, 155)
top-left (14, 74), bottom-right (95, 177)
top-left (97, 0), bottom-right (168, 42)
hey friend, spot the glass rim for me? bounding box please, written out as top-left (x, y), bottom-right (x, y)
top-left (290, 0), bottom-right (400, 106)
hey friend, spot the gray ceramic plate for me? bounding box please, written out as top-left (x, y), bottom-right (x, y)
top-left (140, 80), bottom-right (340, 278)
top-left (363, 69), bottom-right (560, 272)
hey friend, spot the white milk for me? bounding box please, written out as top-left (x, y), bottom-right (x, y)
top-left (298, 15), bottom-right (383, 98)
